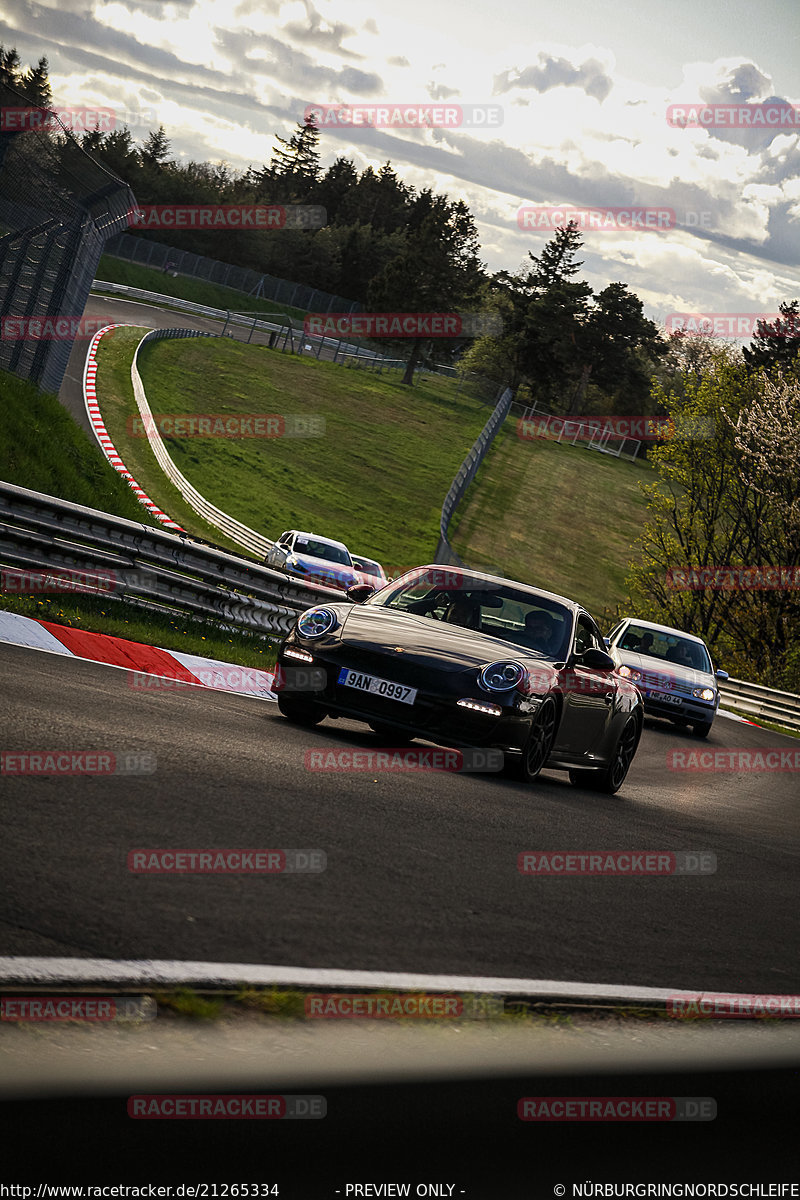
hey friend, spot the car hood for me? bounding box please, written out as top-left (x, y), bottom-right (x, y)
top-left (615, 650), bottom-right (715, 689)
top-left (335, 604), bottom-right (542, 672)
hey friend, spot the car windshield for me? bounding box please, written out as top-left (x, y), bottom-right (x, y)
top-left (294, 537), bottom-right (351, 565)
top-left (370, 572), bottom-right (573, 658)
top-left (617, 624), bottom-right (712, 672)
top-left (354, 557), bottom-right (383, 575)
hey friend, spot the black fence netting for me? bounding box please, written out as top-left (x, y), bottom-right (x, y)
top-left (0, 80), bottom-right (136, 393)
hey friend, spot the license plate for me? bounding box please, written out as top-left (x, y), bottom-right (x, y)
top-left (338, 667), bottom-right (417, 705)
top-left (648, 690), bottom-right (682, 705)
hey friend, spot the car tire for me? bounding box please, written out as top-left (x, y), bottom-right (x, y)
top-left (277, 695), bottom-right (325, 726)
top-left (368, 723), bottom-right (414, 745)
top-left (692, 721), bottom-right (712, 738)
top-left (569, 715), bottom-right (641, 795)
top-left (520, 698), bottom-right (557, 783)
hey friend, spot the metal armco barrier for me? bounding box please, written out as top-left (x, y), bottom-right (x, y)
top-left (129, 327), bottom-right (273, 559)
top-left (718, 677), bottom-right (800, 733)
top-left (435, 386), bottom-right (513, 566)
top-left (0, 481), bottom-right (344, 639)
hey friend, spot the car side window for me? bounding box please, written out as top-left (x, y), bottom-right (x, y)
top-left (574, 615), bottom-right (603, 658)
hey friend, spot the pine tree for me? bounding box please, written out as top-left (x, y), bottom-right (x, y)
top-left (140, 125), bottom-right (171, 166)
top-left (21, 56), bottom-right (52, 108)
top-left (260, 117), bottom-right (320, 201)
top-left (743, 301), bottom-right (800, 375)
top-left (0, 45), bottom-right (22, 87)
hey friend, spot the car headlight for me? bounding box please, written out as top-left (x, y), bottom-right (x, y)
top-left (617, 665), bottom-right (642, 681)
top-left (478, 660), bottom-right (525, 692)
top-left (693, 687), bottom-right (716, 701)
top-left (297, 607), bottom-right (338, 639)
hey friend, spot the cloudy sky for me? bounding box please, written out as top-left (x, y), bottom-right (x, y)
top-left (2, 0), bottom-right (799, 330)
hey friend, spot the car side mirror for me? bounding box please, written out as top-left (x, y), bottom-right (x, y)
top-left (581, 648), bottom-right (616, 670)
top-left (716, 669), bottom-right (729, 680)
top-left (603, 636), bottom-right (611, 647)
top-left (346, 583), bottom-right (374, 603)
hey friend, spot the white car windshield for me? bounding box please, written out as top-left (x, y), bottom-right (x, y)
top-left (618, 625), bottom-right (712, 672)
top-left (294, 538), bottom-right (351, 565)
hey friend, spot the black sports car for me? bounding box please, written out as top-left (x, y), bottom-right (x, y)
top-left (276, 566), bottom-right (644, 793)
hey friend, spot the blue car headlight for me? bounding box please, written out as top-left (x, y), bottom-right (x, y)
top-left (693, 687), bottom-right (716, 702)
top-left (297, 607), bottom-right (338, 639)
top-left (478, 660), bottom-right (525, 692)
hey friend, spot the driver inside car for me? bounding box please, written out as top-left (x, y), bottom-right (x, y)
top-left (524, 610), bottom-right (561, 656)
top-left (443, 593), bottom-right (482, 630)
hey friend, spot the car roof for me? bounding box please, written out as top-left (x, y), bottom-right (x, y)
top-left (409, 565), bottom-right (582, 615)
top-left (290, 530), bottom-right (350, 553)
top-left (615, 617), bottom-right (709, 646)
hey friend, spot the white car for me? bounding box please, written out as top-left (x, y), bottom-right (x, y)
top-left (351, 555), bottom-right (389, 592)
top-left (605, 618), bottom-right (729, 738)
top-left (265, 530), bottom-right (359, 591)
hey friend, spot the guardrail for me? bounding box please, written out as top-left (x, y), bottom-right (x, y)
top-left (129, 327), bottom-right (274, 559)
top-left (0, 481), bottom-right (344, 639)
top-left (92, 281), bottom-right (387, 364)
top-left (719, 677), bottom-right (800, 734)
top-left (435, 386), bottom-right (513, 566)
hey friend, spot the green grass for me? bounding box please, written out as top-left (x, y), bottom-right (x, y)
top-left (0, 590), bottom-right (279, 668)
top-left (96, 253), bottom-right (309, 323)
top-left (97, 333), bottom-right (492, 566)
top-left (450, 424), bottom-right (655, 619)
top-left (92, 327), bottom-right (256, 557)
top-left (0, 367), bottom-right (161, 523)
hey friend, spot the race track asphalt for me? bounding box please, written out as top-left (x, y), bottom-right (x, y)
top-left (2, 641), bottom-right (797, 992)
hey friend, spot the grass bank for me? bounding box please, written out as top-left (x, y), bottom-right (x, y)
top-left (96, 332), bottom-right (492, 566)
top-left (451, 425), bottom-right (654, 620)
top-left (96, 254), bottom-right (309, 323)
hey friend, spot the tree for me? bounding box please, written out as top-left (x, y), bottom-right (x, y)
top-left (368, 197), bottom-right (485, 385)
top-left (0, 45), bottom-right (23, 87)
top-left (139, 125), bottom-right (171, 167)
top-left (725, 371), bottom-right (800, 536)
top-left (504, 222), bottom-right (593, 407)
top-left (21, 56), bottom-right (51, 108)
top-left (743, 300), bottom-right (800, 374)
top-left (258, 117), bottom-right (320, 202)
top-left (568, 282), bottom-right (665, 414)
top-left (309, 156), bottom-right (358, 224)
top-left (627, 353), bottom-right (800, 686)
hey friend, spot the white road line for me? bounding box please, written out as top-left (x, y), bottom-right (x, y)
top-left (0, 956), bottom-right (765, 1004)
